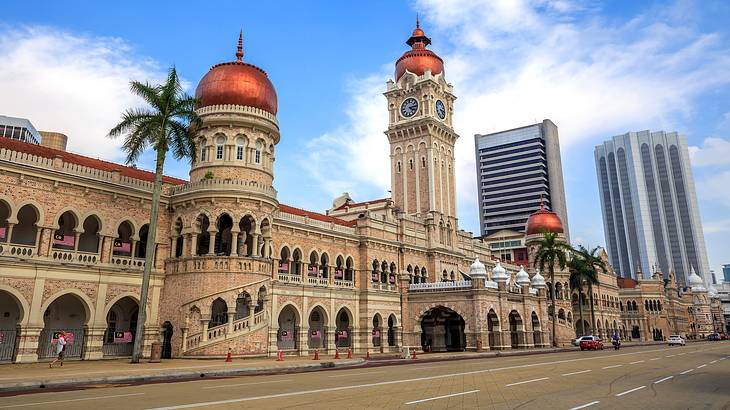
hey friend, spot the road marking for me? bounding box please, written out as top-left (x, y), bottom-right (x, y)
top-left (679, 369), bottom-right (694, 375)
top-left (327, 371), bottom-right (385, 378)
top-left (677, 352), bottom-right (686, 356)
top-left (650, 358), bottom-right (660, 361)
top-left (408, 365), bottom-right (443, 370)
top-left (654, 376), bottom-right (673, 384)
top-left (710, 360), bottom-right (717, 364)
top-left (203, 379), bottom-right (293, 389)
top-left (570, 401), bottom-right (600, 410)
top-left (562, 369), bottom-right (591, 376)
top-left (696, 364), bottom-right (706, 369)
top-left (145, 347), bottom-right (681, 410)
top-left (602, 364), bottom-right (622, 369)
top-left (405, 390), bottom-right (479, 405)
top-left (665, 354), bottom-right (676, 358)
top-left (505, 377), bottom-right (549, 387)
top-left (629, 360), bottom-right (644, 364)
top-left (615, 386), bottom-right (646, 397)
top-left (0, 393), bottom-right (144, 408)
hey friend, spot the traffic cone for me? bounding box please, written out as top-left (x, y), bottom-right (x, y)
top-left (225, 348), bottom-right (232, 362)
top-left (277, 350), bottom-right (283, 361)
top-left (313, 349), bottom-right (320, 360)
top-left (347, 348), bottom-right (352, 359)
top-left (366, 350), bottom-right (371, 360)
top-left (335, 349), bottom-right (341, 359)
top-left (411, 349), bottom-right (417, 360)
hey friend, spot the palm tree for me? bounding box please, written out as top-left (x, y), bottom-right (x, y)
top-left (572, 245), bottom-right (607, 336)
top-left (533, 231), bottom-right (572, 347)
top-left (108, 67), bottom-right (199, 363)
top-left (568, 255), bottom-right (598, 336)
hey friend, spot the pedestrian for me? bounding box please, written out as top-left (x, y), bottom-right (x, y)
top-left (49, 331), bottom-right (67, 368)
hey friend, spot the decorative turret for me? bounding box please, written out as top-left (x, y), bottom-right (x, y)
top-left (492, 261), bottom-right (509, 290)
top-left (515, 265), bottom-right (530, 286)
top-left (531, 269), bottom-right (547, 288)
top-left (688, 267), bottom-right (706, 292)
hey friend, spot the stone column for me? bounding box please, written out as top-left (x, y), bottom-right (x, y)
top-left (181, 327), bottom-right (188, 353)
top-left (13, 325), bottom-right (43, 363)
top-left (207, 228), bottom-right (217, 255)
top-left (38, 227), bottom-right (53, 257)
top-left (168, 236), bottom-right (176, 258)
top-left (73, 231), bottom-right (81, 251)
top-left (200, 319), bottom-right (209, 342)
top-left (227, 311), bottom-right (236, 334)
top-left (251, 233), bottom-right (260, 257)
top-left (130, 239), bottom-right (137, 259)
top-left (34, 228), bottom-right (43, 254)
top-left (190, 233), bottom-right (198, 256)
top-left (82, 326), bottom-right (106, 360)
top-left (4, 223), bottom-right (14, 243)
top-left (230, 228), bottom-right (240, 256)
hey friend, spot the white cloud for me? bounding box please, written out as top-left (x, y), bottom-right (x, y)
top-left (702, 218), bottom-right (730, 234)
top-left (0, 26), bottom-right (166, 162)
top-left (696, 170), bottom-right (730, 207)
top-left (688, 137), bottom-right (730, 166)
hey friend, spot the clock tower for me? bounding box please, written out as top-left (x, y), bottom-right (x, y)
top-left (384, 19), bottom-right (459, 241)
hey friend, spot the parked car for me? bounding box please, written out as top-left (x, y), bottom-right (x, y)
top-left (667, 335), bottom-right (686, 346)
top-left (571, 337), bottom-right (582, 347)
top-left (707, 333), bottom-right (720, 341)
top-left (579, 336), bottom-right (603, 351)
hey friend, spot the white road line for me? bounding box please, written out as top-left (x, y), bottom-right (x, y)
top-left (570, 401), bottom-right (600, 410)
top-left (654, 376), bottom-right (673, 384)
top-left (0, 393), bottom-right (144, 408)
top-left (506, 377), bottom-right (549, 387)
top-left (615, 386), bottom-right (646, 397)
top-left (408, 365), bottom-right (443, 370)
top-left (710, 360), bottom-right (717, 364)
top-left (327, 371), bottom-right (385, 378)
top-left (144, 347), bottom-right (678, 410)
top-left (602, 364), bottom-right (622, 369)
top-left (677, 352), bottom-right (687, 356)
top-left (629, 360), bottom-right (644, 364)
top-left (202, 379), bottom-right (293, 389)
top-left (405, 390), bottom-right (480, 405)
top-left (650, 358), bottom-right (660, 361)
top-left (665, 354), bottom-right (676, 358)
top-left (696, 364), bottom-right (706, 369)
top-left (679, 369), bottom-right (694, 375)
top-left (562, 369), bottom-right (592, 376)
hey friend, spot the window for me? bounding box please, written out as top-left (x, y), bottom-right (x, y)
top-left (235, 136), bottom-right (246, 161)
top-left (397, 161), bottom-right (401, 173)
top-left (409, 159), bottom-right (413, 170)
top-left (237, 146), bottom-right (244, 160)
top-left (200, 141), bottom-right (206, 161)
top-left (215, 136), bottom-right (225, 160)
top-left (421, 157), bottom-right (426, 168)
top-left (255, 141), bottom-right (262, 164)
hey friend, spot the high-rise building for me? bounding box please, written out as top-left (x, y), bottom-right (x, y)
top-left (0, 115), bottom-right (42, 144)
top-left (474, 120), bottom-right (570, 239)
top-left (723, 264), bottom-right (730, 283)
top-left (594, 130), bottom-right (711, 286)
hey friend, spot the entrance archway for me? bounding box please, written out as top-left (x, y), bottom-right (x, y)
top-left (487, 309), bottom-right (500, 349)
top-left (308, 306), bottom-right (328, 350)
top-left (387, 314), bottom-right (397, 347)
top-left (372, 314), bottom-right (382, 348)
top-left (335, 308), bottom-right (352, 348)
top-left (531, 311), bottom-right (542, 346)
top-left (509, 310), bottom-right (523, 349)
top-left (103, 296), bottom-right (138, 357)
top-left (421, 306), bottom-right (465, 352)
top-left (161, 321), bottom-right (173, 359)
top-left (39, 293), bottom-right (90, 359)
top-left (277, 305), bottom-right (299, 350)
top-left (0, 289), bottom-right (24, 362)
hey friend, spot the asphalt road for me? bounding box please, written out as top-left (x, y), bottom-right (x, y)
top-left (2, 342), bottom-right (729, 409)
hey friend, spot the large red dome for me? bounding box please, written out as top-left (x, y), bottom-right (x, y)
top-left (195, 33), bottom-right (277, 115)
top-left (525, 200), bottom-right (564, 235)
top-left (395, 20), bottom-right (444, 81)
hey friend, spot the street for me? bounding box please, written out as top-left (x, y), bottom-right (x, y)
top-left (2, 342), bottom-right (729, 409)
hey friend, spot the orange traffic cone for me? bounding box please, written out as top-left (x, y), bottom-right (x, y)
top-left (335, 349), bottom-right (341, 359)
top-left (277, 350), bottom-right (283, 361)
top-left (366, 350), bottom-right (371, 360)
top-left (225, 348), bottom-right (233, 362)
top-left (313, 349), bottom-right (320, 360)
top-left (411, 349), bottom-right (417, 360)
top-left (347, 348), bottom-right (352, 359)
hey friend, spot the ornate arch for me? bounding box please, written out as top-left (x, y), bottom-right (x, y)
top-left (276, 302), bottom-right (301, 326)
top-left (40, 288), bottom-right (95, 326)
top-left (12, 199), bottom-right (45, 226)
top-left (50, 207), bottom-right (83, 230)
top-left (306, 303), bottom-right (329, 324)
top-left (0, 285), bottom-right (30, 325)
top-left (103, 292), bottom-right (141, 318)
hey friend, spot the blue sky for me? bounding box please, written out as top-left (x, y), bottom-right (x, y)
top-left (2, 0), bottom-right (730, 280)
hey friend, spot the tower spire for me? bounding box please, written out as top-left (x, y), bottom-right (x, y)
top-left (416, 13), bottom-right (420, 28)
top-left (236, 29), bottom-right (244, 62)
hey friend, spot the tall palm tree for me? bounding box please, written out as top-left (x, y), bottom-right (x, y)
top-left (108, 67), bottom-right (199, 363)
top-left (568, 255), bottom-right (598, 336)
top-left (572, 245), bottom-right (607, 336)
top-left (533, 231), bottom-right (572, 347)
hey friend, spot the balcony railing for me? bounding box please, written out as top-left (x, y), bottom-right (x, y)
top-left (0, 243), bottom-right (36, 258)
top-left (111, 255), bottom-right (145, 268)
top-left (50, 249), bottom-right (100, 265)
top-left (409, 280), bottom-right (472, 291)
top-left (166, 255), bottom-right (272, 275)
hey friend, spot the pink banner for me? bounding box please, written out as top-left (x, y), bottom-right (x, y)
top-left (113, 239), bottom-right (131, 252)
top-left (310, 329), bottom-right (321, 338)
top-left (52, 331), bottom-right (74, 344)
top-left (279, 262), bottom-right (289, 271)
top-left (113, 331), bottom-right (133, 343)
top-left (372, 272), bottom-right (379, 282)
top-left (280, 330), bottom-right (293, 341)
top-left (53, 233), bottom-right (75, 247)
top-left (335, 269), bottom-right (344, 279)
top-left (0, 227), bottom-right (5, 241)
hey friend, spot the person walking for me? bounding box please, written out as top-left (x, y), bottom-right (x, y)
top-left (49, 331), bottom-right (67, 368)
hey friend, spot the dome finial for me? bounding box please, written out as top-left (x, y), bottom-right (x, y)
top-left (416, 13), bottom-right (420, 28)
top-left (236, 29), bottom-right (244, 62)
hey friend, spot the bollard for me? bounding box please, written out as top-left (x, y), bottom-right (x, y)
top-left (347, 348), bottom-right (352, 359)
top-left (335, 349), bottom-right (341, 359)
top-left (411, 349), bottom-right (417, 360)
top-left (313, 349), bottom-right (320, 360)
top-left (225, 347), bottom-right (233, 362)
top-left (277, 350), bottom-right (283, 361)
top-left (366, 350), bottom-right (371, 360)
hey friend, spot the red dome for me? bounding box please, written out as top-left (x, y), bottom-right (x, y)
top-left (195, 32), bottom-right (277, 115)
top-left (395, 20), bottom-right (444, 81)
top-left (525, 200), bottom-right (564, 235)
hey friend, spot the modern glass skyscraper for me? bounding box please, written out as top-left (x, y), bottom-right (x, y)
top-left (474, 119), bottom-right (570, 239)
top-left (594, 130), bottom-right (711, 286)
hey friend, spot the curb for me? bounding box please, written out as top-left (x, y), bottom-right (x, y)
top-left (0, 359), bottom-right (365, 393)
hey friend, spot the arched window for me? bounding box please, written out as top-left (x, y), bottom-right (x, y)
top-left (235, 136), bottom-right (246, 161)
top-left (381, 261), bottom-right (388, 284)
top-left (397, 161), bottom-right (401, 173)
top-left (235, 292), bottom-right (251, 319)
top-left (215, 135), bottom-right (225, 160)
top-left (421, 157), bottom-right (426, 168)
top-left (409, 159), bottom-right (413, 170)
top-left (255, 141), bottom-right (263, 164)
top-left (200, 140), bottom-right (207, 162)
top-left (53, 211), bottom-right (77, 250)
top-left (292, 248), bottom-right (302, 275)
top-left (421, 267), bottom-right (427, 283)
top-left (320, 253), bottom-right (329, 278)
top-left (372, 259), bottom-right (380, 282)
top-left (113, 221), bottom-right (133, 256)
top-left (135, 224), bottom-right (149, 258)
top-left (308, 251), bottom-right (319, 277)
top-left (335, 255), bottom-right (344, 280)
top-left (345, 257), bottom-right (354, 281)
top-left (279, 247), bottom-right (290, 274)
top-left (389, 262), bottom-right (397, 285)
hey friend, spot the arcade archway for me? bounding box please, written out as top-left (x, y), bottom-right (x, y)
top-left (38, 293), bottom-right (90, 359)
top-left (421, 307), bottom-right (465, 352)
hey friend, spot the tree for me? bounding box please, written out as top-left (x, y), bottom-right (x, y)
top-left (568, 254), bottom-right (598, 336)
top-left (533, 231), bottom-right (572, 347)
top-left (108, 67), bottom-right (200, 363)
top-left (572, 245), bottom-right (607, 336)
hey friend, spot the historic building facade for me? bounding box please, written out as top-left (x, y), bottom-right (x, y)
top-left (0, 23), bottom-right (721, 363)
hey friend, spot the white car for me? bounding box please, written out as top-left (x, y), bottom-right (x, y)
top-left (668, 335), bottom-right (685, 346)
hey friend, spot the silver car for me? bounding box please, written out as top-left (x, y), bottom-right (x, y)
top-left (668, 335), bottom-right (685, 346)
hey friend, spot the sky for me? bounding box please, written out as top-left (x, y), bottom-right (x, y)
top-left (2, 0), bottom-right (730, 281)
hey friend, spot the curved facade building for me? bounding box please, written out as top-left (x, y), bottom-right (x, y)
top-left (594, 131), bottom-right (711, 286)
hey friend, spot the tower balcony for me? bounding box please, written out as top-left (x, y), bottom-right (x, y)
top-left (166, 255), bottom-right (273, 275)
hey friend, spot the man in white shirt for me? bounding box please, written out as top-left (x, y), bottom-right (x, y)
top-left (49, 331), bottom-right (67, 368)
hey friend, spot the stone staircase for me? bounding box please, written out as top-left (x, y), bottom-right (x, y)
top-left (183, 310), bottom-right (268, 354)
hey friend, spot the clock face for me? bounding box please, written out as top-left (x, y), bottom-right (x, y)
top-left (435, 100), bottom-right (446, 120)
top-left (400, 97), bottom-right (418, 118)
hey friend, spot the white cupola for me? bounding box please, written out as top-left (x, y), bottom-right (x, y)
top-left (530, 269), bottom-right (547, 289)
top-left (469, 257), bottom-right (487, 278)
top-left (492, 261), bottom-right (509, 284)
top-left (515, 265), bottom-right (530, 286)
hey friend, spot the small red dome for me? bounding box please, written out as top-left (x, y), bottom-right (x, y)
top-left (395, 20), bottom-right (444, 81)
top-left (195, 32), bottom-right (277, 115)
top-left (525, 200), bottom-right (564, 235)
